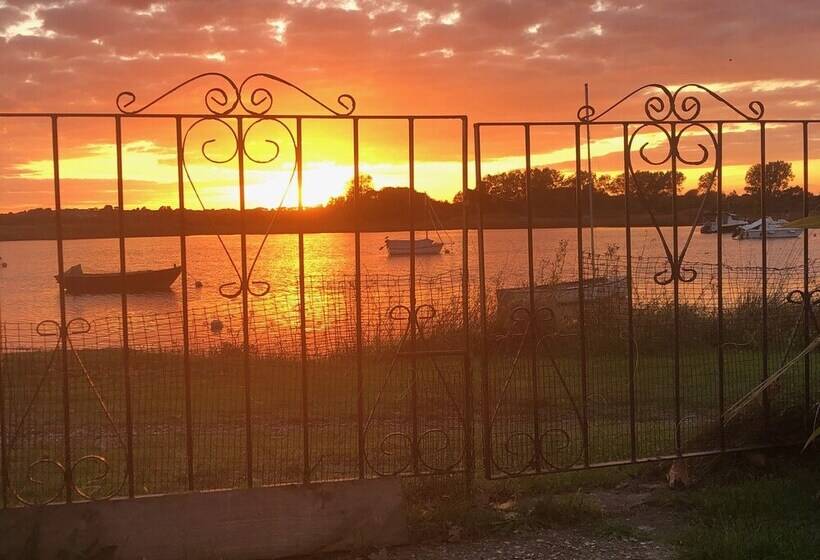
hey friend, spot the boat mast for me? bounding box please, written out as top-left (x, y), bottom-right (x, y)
top-left (584, 83), bottom-right (597, 279)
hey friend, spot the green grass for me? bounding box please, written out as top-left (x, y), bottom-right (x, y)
top-left (403, 468), bottom-right (624, 542)
top-left (676, 457), bottom-right (820, 560)
top-left (1, 294), bottom-right (817, 506)
top-left (403, 453), bottom-right (820, 556)
top-left (529, 491), bottom-right (602, 526)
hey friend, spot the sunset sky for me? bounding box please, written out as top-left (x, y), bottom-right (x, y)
top-left (2, 0), bottom-right (820, 211)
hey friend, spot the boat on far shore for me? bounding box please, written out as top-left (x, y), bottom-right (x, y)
top-left (57, 264), bottom-right (181, 295)
top-left (700, 212), bottom-right (748, 234)
top-left (732, 218), bottom-right (801, 240)
top-left (383, 236), bottom-right (444, 256)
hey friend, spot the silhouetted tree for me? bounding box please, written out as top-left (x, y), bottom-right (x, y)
top-left (744, 160), bottom-right (794, 196)
top-left (601, 171), bottom-right (683, 199)
top-left (562, 171), bottom-right (616, 193)
top-left (330, 174), bottom-right (376, 205)
top-left (697, 171), bottom-right (716, 193)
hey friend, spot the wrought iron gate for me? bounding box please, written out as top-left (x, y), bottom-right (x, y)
top-left (475, 84), bottom-right (819, 479)
top-left (0, 73), bottom-right (473, 506)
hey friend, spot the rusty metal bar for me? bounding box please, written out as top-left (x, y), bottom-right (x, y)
top-left (297, 118), bottom-right (311, 484)
top-left (0, 112), bottom-right (471, 120)
top-left (353, 118), bottom-right (364, 479)
top-left (474, 125), bottom-right (492, 478)
top-left (460, 117), bottom-right (474, 485)
top-left (803, 122), bottom-right (811, 431)
top-left (237, 117), bottom-right (253, 488)
top-left (760, 123), bottom-right (770, 432)
top-left (408, 117), bottom-right (419, 475)
top-left (51, 116), bottom-right (73, 503)
top-left (574, 125), bottom-right (590, 467)
top-left (437, 118), bottom-right (820, 127)
top-left (481, 441), bottom-right (804, 479)
top-left (7, 112), bottom-right (820, 126)
top-left (623, 124), bottom-right (636, 462)
top-left (0, 266), bottom-right (6, 507)
top-left (114, 116), bottom-right (135, 498)
top-left (523, 125), bottom-right (542, 473)
top-left (717, 123), bottom-right (726, 451)
top-left (671, 122), bottom-right (681, 456)
top-left (175, 117), bottom-right (195, 491)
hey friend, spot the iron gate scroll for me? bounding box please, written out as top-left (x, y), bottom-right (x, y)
top-left (0, 73), bottom-right (473, 507)
top-left (475, 84), bottom-right (818, 479)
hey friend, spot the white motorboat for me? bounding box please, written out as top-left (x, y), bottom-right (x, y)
top-left (700, 213), bottom-right (748, 234)
top-left (383, 236), bottom-right (444, 256)
top-left (732, 217), bottom-right (801, 240)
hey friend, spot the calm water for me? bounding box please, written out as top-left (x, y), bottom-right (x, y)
top-left (0, 227), bottom-right (815, 324)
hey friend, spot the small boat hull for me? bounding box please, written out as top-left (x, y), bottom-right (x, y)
top-left (700, 222), bottom-right (746, 235)
top-left (734, 229), bottom-right (801, 239)
top-left (57, 265), bottom-right (182, 295)
top-left (700, 213), bottom-right (748, 234)
top-left (384, 238), bottom-right (444, 256)
top-left (732, 218), bottom-right (801, 240)
top-left (496, 277), bottom-right (627, 329)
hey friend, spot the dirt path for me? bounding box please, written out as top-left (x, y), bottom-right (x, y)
top-left (333, 482), bottom-right (683, 560)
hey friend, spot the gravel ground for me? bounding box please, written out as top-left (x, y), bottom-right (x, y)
top-left (352, 528), bottom-right (673, 559)
top-left (329, 482), bottom-right (682, 560)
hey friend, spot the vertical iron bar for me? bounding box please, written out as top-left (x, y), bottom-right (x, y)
top-left (460, 117), bottom-right (474, 486)
top-left (175, 117), bottom-right (195, 491)
top-left (584, 85), bottom-right (596, 279)
top-left (803, 122), bottom-right (811, 432)
top-left (760, 123), bottom-right (770, 432)
top-left (353, 118), bottom-right (364, 479)
top-left (671, 122), bottom-right (681, 456)
top-left (623, 125), bottom-right (636, 462)
top-left (474, 125), bottom-right (492, 478)
top-left (237, 117), bottom-right (253, 488)
top-left (574, 125), bottom-right (590, 467)
top-left (524, 125), bottom-right (542, 473)
top-left (408, 118), bottom-right (419, 474)
top-left (52, 116), bottom-right (73, 503)
top-left (115, 116), bottom-right (135, 498)
top-left (0, 268), bottom-right (6, 507)
top-left (297, 119), bottom-right (310, 484)
top-left (717, 124), bottom-right (726, 451)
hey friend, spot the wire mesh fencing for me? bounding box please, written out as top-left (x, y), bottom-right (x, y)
top-left (2, 257), bottom-right (818, 504)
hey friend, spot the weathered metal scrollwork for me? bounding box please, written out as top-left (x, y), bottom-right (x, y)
top-left (626, 120), bottom-right (719, 284)
top-left (778, 288), bottom-right (820, 363)
top-left (362, 304), bottom-right (466, 476)
top-left (488, 306), bottom-right (585, 475)
top-left (579, 83), bottom-right (765, 286)
top-left (116, 74), bottom-right (355, 299)
top-left (577, 83), bottom-right (765, 123)
top-left (117, 72), bottom-right (356, 116)
top-left (8, 318), bottom-right (126, 505)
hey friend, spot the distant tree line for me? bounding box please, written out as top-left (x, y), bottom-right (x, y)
top-left (456, 160), bottom-right (808, 227)
top-left (0, 161), bottom-right (812, 241)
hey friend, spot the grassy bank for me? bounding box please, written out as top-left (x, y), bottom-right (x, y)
top-left (398, 451), bottom-right (820, 559)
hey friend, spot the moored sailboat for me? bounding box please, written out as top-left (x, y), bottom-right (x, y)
top-left (383, 236), bottom-right (444, 256)
top-left (57, 264), bottom-right (182, 294)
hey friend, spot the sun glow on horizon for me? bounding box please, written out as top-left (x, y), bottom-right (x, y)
top-left (5, 121), bottom-right (820, 212)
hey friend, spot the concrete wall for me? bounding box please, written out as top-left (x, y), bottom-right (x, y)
top-left (0, 478), bottom-right (408, 559)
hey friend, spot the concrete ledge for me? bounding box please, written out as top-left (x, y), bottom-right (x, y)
top-left (0, 478), bottom-right (408, 559)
